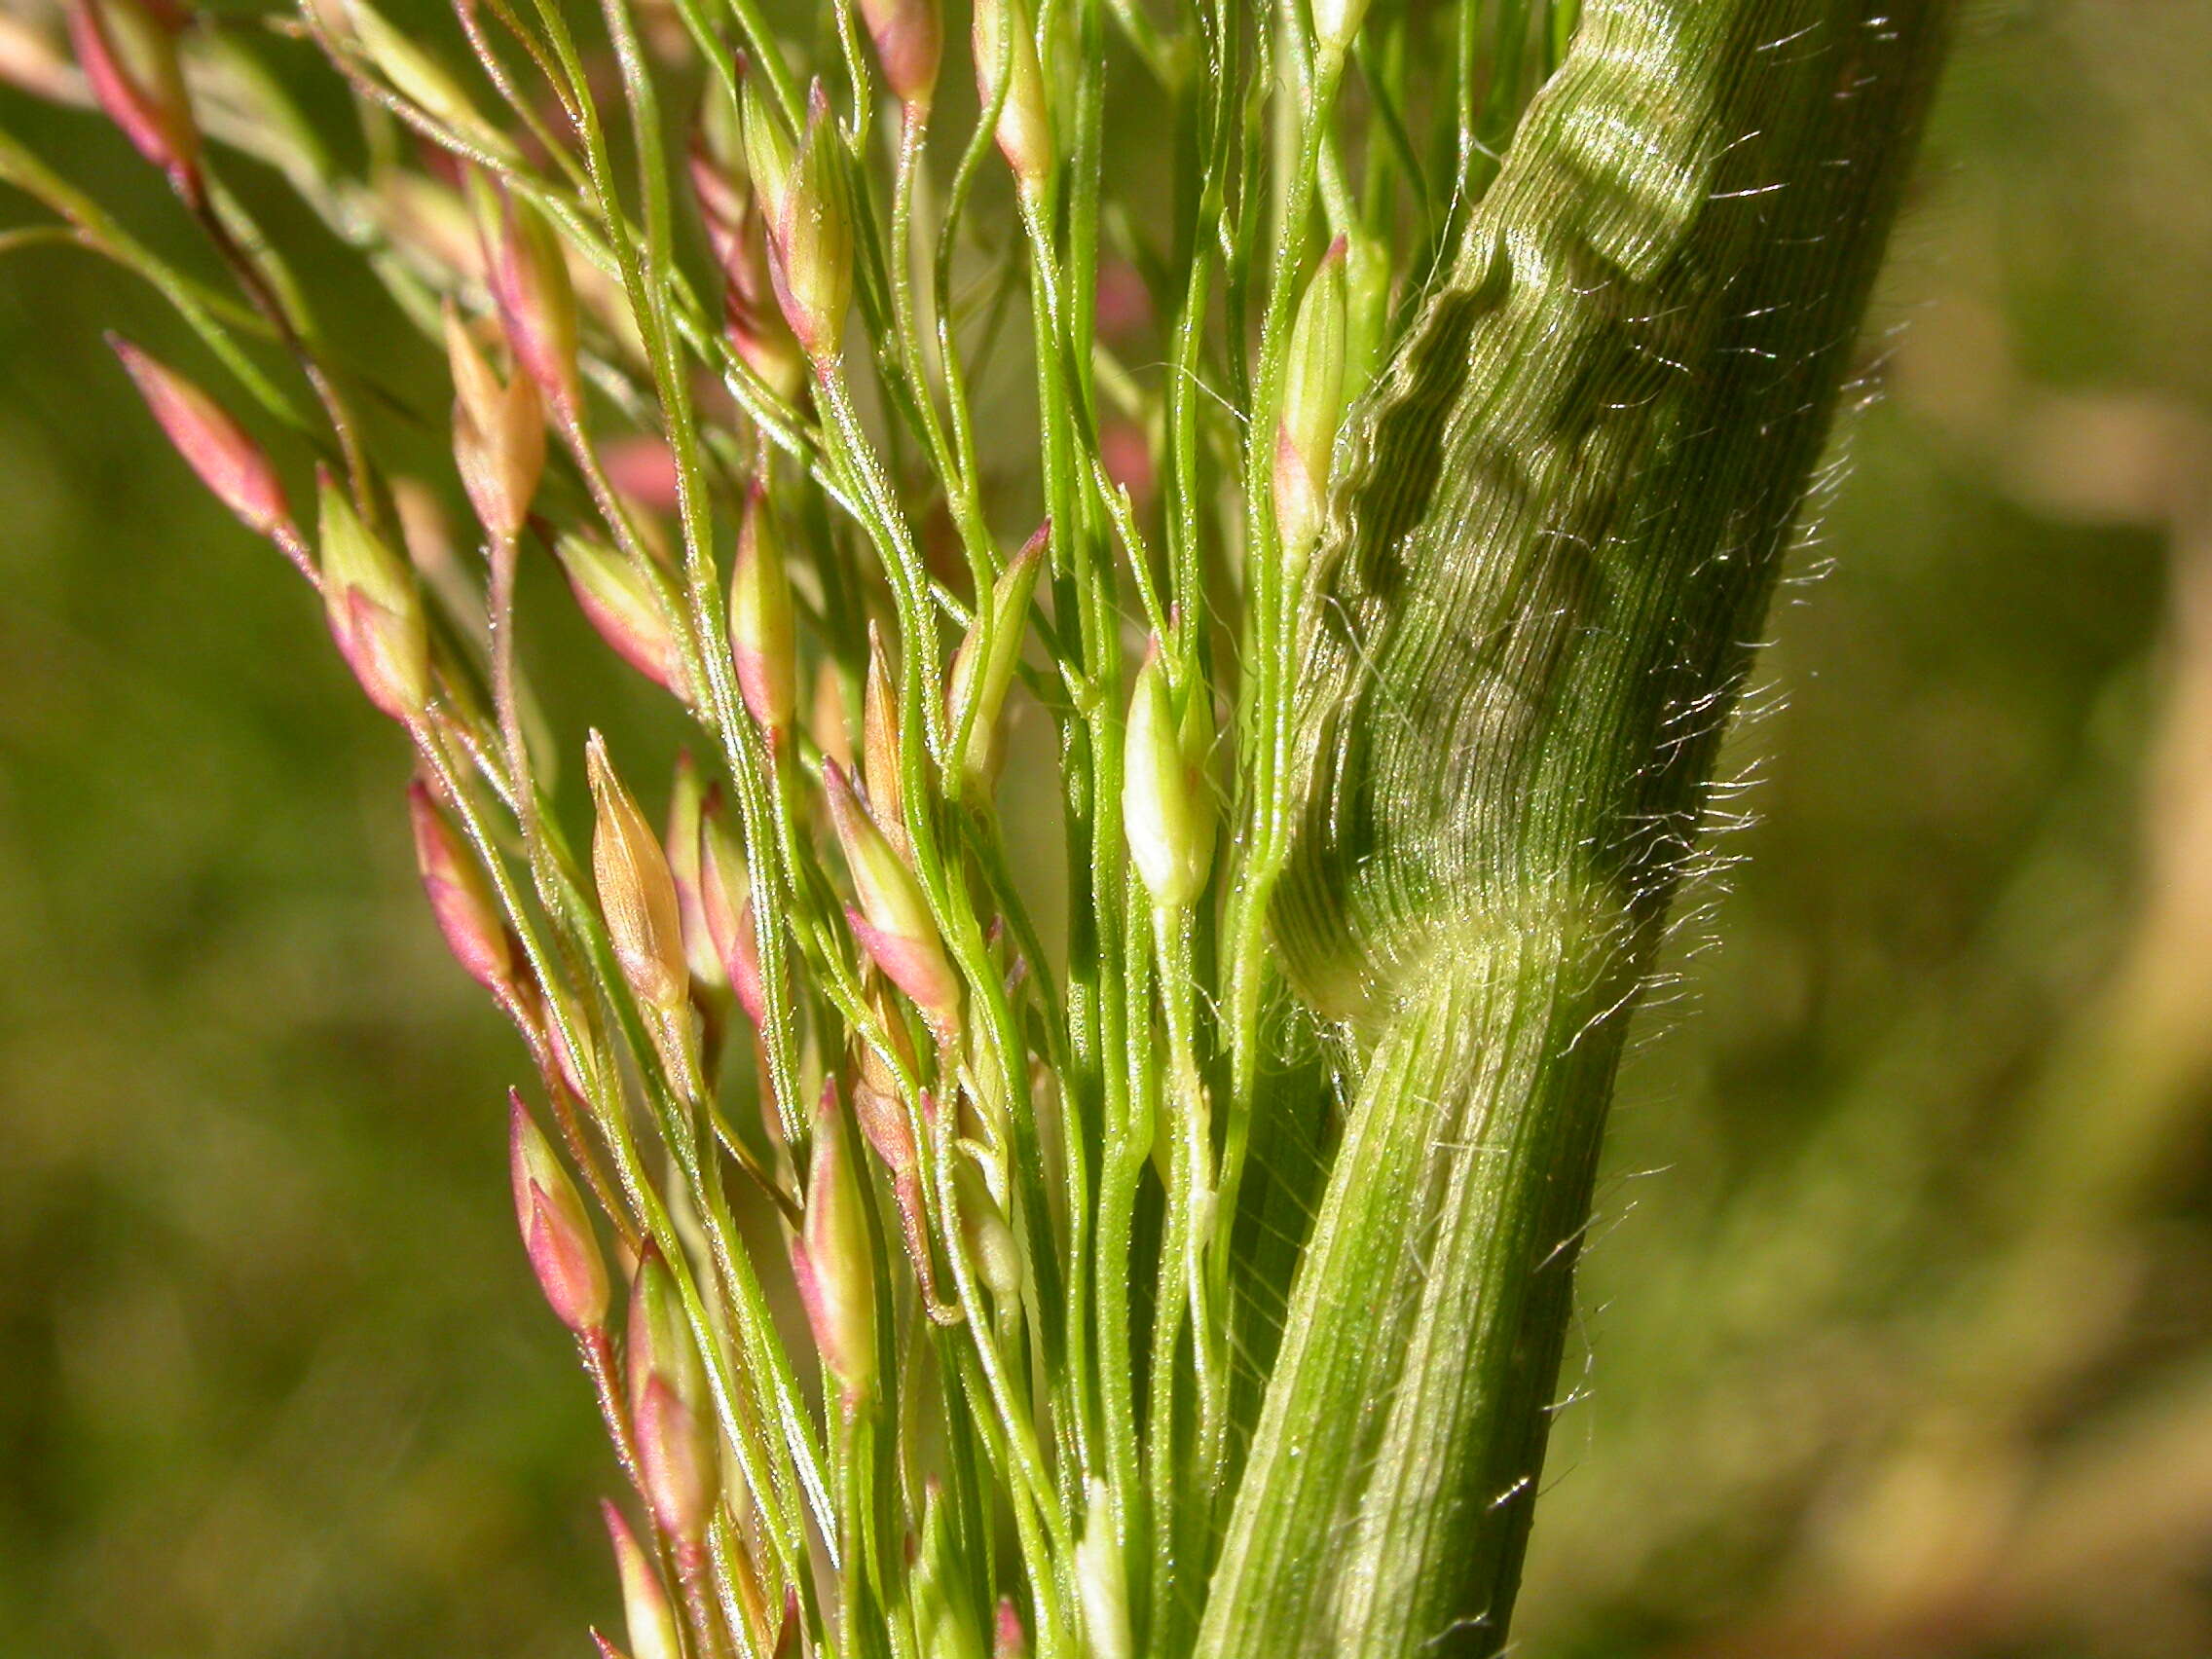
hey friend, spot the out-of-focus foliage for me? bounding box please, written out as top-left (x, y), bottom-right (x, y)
top-left (0, 1), bottom-right (2204, 1656)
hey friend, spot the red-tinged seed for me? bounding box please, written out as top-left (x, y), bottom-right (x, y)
top-left (509, 1092), bottom-right (608, 1333)
top-left (632, 1366), bottom-right (715, 1544)
top-left (824, 761), bottom-right (959, 1032)
top-left (772, 1588), bottom-right (802, 1659)
top-left (1099, 419), bottom-right (1155, 510)
top-left (553, 533), bottom-right (688, 699)
top-left (479, 184), bottom-right (579, 419)
top-left (859, 973), bottom-right (918, 1084)
top-left (846, 906), bottom-right (962, 1037)
top-left (68, 0), bottom-right (200, 200)
top-left (793, 1082), bottom-right (876, 1403)
top-left (408, 780), bottom-right (511, 994)
top-left (317, 472), bottom-right (429, 723)
top-left (854, 1071), bottom-right (936, 1304)
top-left (600, 433), bottom-right (682, 515)
top-left (544, 1005), bottom-right (595, 1102)
top-left (725, 271), bottom-right (810, 404)
top-left (1094, 259), bottom-right (1151, 344)
top-left (764, 84), bottom-right (852, 365)
top-left (687, 126), bottom-right (745, 246)
top-left (108, 336), bottom-right (288, 537)
top-left (972, 0), bottom-right (1051, 195)
top-left (852, 1079), bottom-right (914, 1175)
top-left (333, 588), bottom-right (420, 722)
top-left (995, 1597), bottom-right (1029, 1658)
top-left (1272, 426), bottom-right (1322, 571)
top-left (859, 0), bottom-right (940, 112)
top-left (390, 476), bottom-right (461, 591)
top-left (710, 83), bottom-right (808, 402)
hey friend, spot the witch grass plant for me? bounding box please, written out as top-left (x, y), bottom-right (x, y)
top-left (0, 0), bottom-right (1948, 1649)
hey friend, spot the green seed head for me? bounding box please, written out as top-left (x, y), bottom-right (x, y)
top-left (344, 0), bottom-right (508, 156)
top-left (1310, 0), bottom-right (1371, 59)
top-left (1122, 647), bottom-right (1216, 912)
top-left (947, 522), bottom-right (1046, 798)
top-left (1274, 238), bottom-right (1348, 574)
top-left (1076, 1479), bottom-right (1133, 1659)
top-left (698, 802), bottom-right (765, 1028)
top-left (729, 480), bottom-right (798, 735)
top-left (912, 1482), bottom-right (987, 1659)
top-left (860, 626), bottom-right (912, 863)
top-left (738, 62), bottom-right (797, 231)
top-left (664, 752), bottom-right (724, 992)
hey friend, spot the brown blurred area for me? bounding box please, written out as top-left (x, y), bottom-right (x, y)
top-left (2, 0), bottom-right (2209, 1655)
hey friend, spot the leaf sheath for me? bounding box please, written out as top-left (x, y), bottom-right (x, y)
top-left (1204, 1), bottom-right (1954, 1653)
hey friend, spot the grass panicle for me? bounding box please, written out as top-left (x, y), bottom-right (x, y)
top-left (0, 0), bottom-right (1947, 1650)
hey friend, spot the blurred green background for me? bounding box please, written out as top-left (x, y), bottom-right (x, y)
top-left (4, 0), bottom-right (2211, 1654)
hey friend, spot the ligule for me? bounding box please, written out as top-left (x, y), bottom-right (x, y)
top-left (8, 0), bottom-right (1944, 1649)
